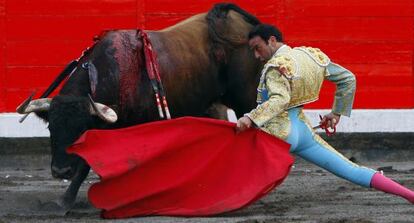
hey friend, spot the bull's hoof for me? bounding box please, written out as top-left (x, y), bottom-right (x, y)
top-left (37, 200), bottom-right (69, 216)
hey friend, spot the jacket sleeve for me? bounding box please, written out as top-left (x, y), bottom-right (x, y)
top-left (325, 62), bottom-right (356, 117)
top-left (246, 67), bottom-right (291, 127)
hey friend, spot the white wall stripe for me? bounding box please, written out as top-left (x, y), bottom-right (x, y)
top-left (2, 109), bottom-right (414, 137)
top-left (0, 113), bottom-right (50, 137)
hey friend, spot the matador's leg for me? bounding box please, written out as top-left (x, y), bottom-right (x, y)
top-left (289, 109), bottom-right (414, 204)
top-left (295, 132), bottom-right (375, 187)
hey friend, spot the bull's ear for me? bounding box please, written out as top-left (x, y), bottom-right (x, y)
top-left (88, 94), bottom-right (118, 123)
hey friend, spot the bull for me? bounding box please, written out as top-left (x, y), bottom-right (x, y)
top-left (16, 3), bottom-right (262, 212)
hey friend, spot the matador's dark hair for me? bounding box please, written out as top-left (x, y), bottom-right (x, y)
top-left (248, 24), bottom-right (283, 42)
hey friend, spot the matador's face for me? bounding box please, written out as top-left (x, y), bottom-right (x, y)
top-left (248, 36), bottom-right (274, 63)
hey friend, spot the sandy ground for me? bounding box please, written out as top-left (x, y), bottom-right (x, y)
top-left (1, 154), bottom-right (414, 223)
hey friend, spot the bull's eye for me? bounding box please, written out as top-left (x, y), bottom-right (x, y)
top-left (81, 62), bottom-right (89, 69)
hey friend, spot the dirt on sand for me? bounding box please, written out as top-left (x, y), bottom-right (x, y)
top-left (1, 153), bottom-right (414, 223)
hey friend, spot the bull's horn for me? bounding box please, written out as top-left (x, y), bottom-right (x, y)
top-left (88, 95), bottom-right (118, 123)
top-left (16, 98), bottom-right (52, 114)
top-left (16, 92), bottom-right (35, 113)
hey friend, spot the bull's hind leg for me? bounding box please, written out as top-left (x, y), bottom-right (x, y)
top-left (38, 162), bottom-right (90, 215)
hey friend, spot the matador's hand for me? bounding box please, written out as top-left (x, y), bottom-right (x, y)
top-left (320, 112), bottom-right (341, 129)
top-left (235, 116), bottom-right (253, 133)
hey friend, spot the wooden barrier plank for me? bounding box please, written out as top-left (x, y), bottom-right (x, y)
top-left (285, 41), bottom-right (413, 64)
top-left (145, 15), bottom-right (189, 30)
top-left (5, 89), bottom-right (43, 111)
top-left (6, 0), bottom-right (137, 16)
top-left (282, 17), bottom-right (413, 42)
top-left (5, 66), bottom-right (65, 89)
top-left (0, 0), bottom-right (5, 111)
top-left (307, 86), bottom-right (414, 109)
top-left (6, 15), bottom-right (137, 41)
top-left (1, 0), bottom-right (413, 111)
top-left (6, 40), bottom-right (91, 66)
top-left (144, 0), bottom-right (280, 16)
top-left (285, 0), bottom-right (414, 17)
top-left (348, 64), bottom-right (413, 77)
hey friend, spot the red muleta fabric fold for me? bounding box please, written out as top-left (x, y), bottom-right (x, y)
top-left (67, 117), bottom-right (293, 218)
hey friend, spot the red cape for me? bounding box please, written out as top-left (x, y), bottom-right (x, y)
top-left (68, 117), bottom-right (293, 218)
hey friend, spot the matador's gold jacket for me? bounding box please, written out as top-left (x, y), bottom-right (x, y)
top-left (246, 45), bottom-right (356, 140)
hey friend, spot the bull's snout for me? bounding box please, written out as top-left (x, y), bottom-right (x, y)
top-left (51, 165), bottom-right (74, 179)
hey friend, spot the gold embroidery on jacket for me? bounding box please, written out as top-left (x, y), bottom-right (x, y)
top-left (248, 68), bottom-right (291, 127)
top-left (250, 45), bottom-right (356, 141)
top-left (284, 48), bottom-right (326, 108)
top-left (266, 55), bottom-right (298, 80)
top-left (296, 47), bottom-right (330, 67)
top-left (261, 111), bottom-right (290, 140)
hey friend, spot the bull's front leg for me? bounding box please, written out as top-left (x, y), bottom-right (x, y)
top-left (58, 162), bottom-right (90, 211)
top-left (39, 161), bottom-right (90, 215)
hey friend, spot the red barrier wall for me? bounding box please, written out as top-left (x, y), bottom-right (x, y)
top-left (0, 0), bottom-right (413, 112)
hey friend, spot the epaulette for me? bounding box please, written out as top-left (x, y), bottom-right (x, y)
top-left (295, 47), bottom-right (330, 67)
top-left (263, 55), bottom-right (298, 80)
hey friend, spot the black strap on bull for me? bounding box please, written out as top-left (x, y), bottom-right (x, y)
top-left (19, 30), bottom-right (171, 122)
top-left (18, 34), bottom-right (103, 123)
top-left (139, 30), bottom-right (171, 120)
